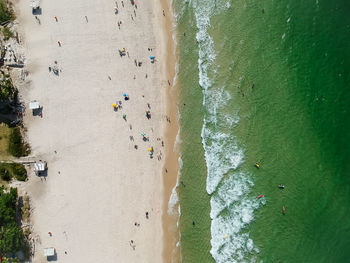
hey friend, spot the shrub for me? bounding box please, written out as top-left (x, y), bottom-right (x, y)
top-left (2, 27), bottom-right (13, 40)
top-left (10, 163), bottom-right (27, 181)
top-left (8, 127), bottom-right (29, 157)
top-left (0, 187), bottom-right (23, 257)
top-left (0, 75), bottom-right (16, 102)
top-left (0, 166), bottom-right (10, 181)
top-left (0, 0), bottom-right (13, 24)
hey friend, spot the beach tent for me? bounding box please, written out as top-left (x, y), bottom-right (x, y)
top-left (30, 0), bottom-right (40, 9)
top-left (43, 247), bottom-right (55, 257)
top-left (34, 161), bottom-right (47, 175)
top-left (30, 0), bottom-right (41, 14)
top-left (29, 101), bottom-right (40, 110)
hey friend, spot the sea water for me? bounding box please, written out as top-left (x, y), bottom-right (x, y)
top-left (175, 0), bottom-right (350, 262)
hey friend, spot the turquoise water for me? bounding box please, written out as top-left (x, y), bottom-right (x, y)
top-left (176, 0), bottom-right (350, 262)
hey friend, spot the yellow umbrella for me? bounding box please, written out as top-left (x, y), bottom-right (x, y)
top-left (112, 103), bottom-right (117, 108)
top-left (148, 148), bottom-right (153, 152)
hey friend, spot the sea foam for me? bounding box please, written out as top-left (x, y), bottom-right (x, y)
top-left (190, 0), bottom-right (261, 262)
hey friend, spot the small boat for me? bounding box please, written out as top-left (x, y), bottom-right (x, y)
top-left (254, 162), bottom-right (260, 168)
top-left (279, 184), bottom-right (285, 189)
top-left (257, 194), bottom-right (263, 199)
top-left (282, 206), bottom-right (286, 215)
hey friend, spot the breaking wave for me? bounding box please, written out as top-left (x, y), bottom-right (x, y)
top-left (190, 0), bottom-right (262, 262)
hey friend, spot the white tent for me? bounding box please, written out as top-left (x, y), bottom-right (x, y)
top-left (34, 161), bottom-right (47, 174)
top-left (29, 101), bottom-right (40, 110)
top-left (43, 247), bottom-right (55, 257)
top-left (30, 0), bottom-right (40, 9)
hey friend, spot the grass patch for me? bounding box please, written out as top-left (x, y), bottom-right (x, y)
top-left (0, 163), bottom-right (27, 182)
top-left (2, 26), bottom-right (13, 40)
top-left (0, 124), bottom-right (11, 159)
top-left (0, 0), bottom-right (13, 24)
top-left (8, 127), bottom-right (30, 158)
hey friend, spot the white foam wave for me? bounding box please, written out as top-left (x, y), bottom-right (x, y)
top-left (202, 127), bottom-right (245, 194)
top-left (168, 156), bottom-right (182, 215)
top-left (189, 0), bottom-right (261, 261)
top-left (168, 186), bottom-right (179, 215)
top-left (210, 197), bottom-right (260, 263)
top-left (210, 172), bottom-right (254, 219)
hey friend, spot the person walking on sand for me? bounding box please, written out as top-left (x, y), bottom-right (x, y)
top-left (58, 41), bottom-right (61, 47)
top-left (54, 16), bottom-right (58, 22)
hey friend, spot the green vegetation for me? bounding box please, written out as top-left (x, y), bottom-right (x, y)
top-left (0, 163), bottom-right (27, 182)
top-left (0, 125), bottom-right (11, 159)
top-left (0, 0), bottom-right (13, 24)
top-left (2, 26), bottom-right (13, 40)
top-left (21, 195), bottom-right (30, 222)
top-left (1, 257), bottom-right (20, 263)
top-left (8, 127), bottom-right (30, 158)
top-left (0, 187), bottom-right (23, 256)
top-left (0, 73), bottom-right (17, 102)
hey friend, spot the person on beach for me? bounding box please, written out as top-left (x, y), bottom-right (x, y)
top-left (123, 114), bottom-right (127, 121)
top-left (145, 212), bottom-right (149, 219)
top-left (54, 16), bottom-right (58, 22)
top-left (85, 16), bottom-right (88, 22)
top-left (58, 41), bottom-right (61, 47)
top-left (35, 16), bottom-right (41, 24)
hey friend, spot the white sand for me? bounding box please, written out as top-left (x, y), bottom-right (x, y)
top-left (15, 0), bottom-right (169, 262)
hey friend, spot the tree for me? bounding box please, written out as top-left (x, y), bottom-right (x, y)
top-left (0, 187), bottom-right (22, 257)
top-left (0, 223), bottom-right (22, 255)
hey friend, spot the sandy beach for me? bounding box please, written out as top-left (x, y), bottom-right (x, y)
top-left (14, 0), bottom-right (176, 262)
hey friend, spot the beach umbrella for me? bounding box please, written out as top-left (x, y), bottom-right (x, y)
top-left (112, 103), bottom-right (117, 108)
top-left (148, 148), bottom-right (153, 152)
top-left (150, 56), bottom-right (155, 59)
top-left (141, 132), bottom-right (146, 137)
top-left (123, 93), bottom-right (127, 97)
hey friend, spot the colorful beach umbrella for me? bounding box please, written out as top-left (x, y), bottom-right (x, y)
top-left (112, 103), bottom-right (117, 108)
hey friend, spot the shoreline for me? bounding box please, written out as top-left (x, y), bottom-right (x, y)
top-left (157, 0), bottom-right (181, 261)
top-left (14, 0), bottom-right (177, 261)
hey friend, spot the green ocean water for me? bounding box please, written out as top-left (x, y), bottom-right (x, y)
top-left (175, 0), bottom-right (350, 262)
